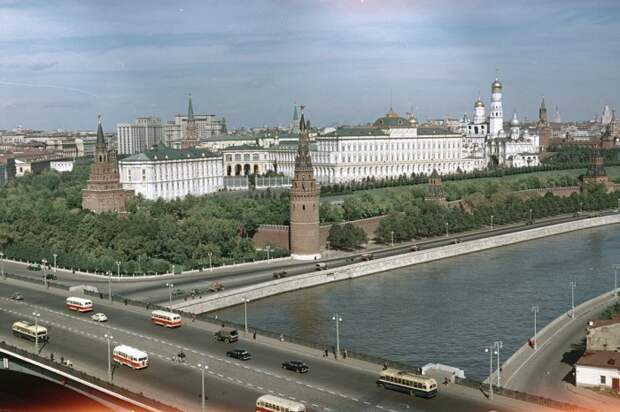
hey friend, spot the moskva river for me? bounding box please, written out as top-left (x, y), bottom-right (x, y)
top-left (215, 225), bottom-right (620, 380)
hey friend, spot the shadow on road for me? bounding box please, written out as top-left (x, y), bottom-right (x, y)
top-left (561, 338), bottom-right (585, 385)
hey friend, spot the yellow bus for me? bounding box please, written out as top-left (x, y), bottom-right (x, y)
top-left (12, 321), bottom-right (48, 342)
top-left (376, 368), bottom-right (437, 398)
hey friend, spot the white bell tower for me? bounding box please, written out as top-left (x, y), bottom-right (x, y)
top-left (489, 77), bottom-right (504, 138)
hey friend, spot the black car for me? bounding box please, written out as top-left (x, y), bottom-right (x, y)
top-left (282, 360), bottom-right (309, 373)
top-left (45, 273), bottom-right (57, 280)
top-left (226, 349), bottom-right (252, 361)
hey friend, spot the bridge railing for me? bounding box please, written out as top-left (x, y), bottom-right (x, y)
top-left (0, 340), bottom-right (181, 412)
top-left (454, 377), bottom-right (597, 412)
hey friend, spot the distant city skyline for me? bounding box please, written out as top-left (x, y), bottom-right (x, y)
top-left (0, 0), bottom-right (619, 131)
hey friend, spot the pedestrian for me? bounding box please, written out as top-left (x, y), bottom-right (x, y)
top-left (444, 377), bottom-right (449, 386)
top-left (280, 333), bottom-right (284, 342)
top-left (383, 362), bottom-right (388, 371)
top-left (61, 356), bottom-right (64, 364)
top-left (343, 349), bottom-right (347, 359)
top-left (50, 353), bottom-right (54, 361)
top-left (192, 314), bottom-right (196, 322)
top-left (324, 348), bottom-right (329, 357)
top-left (253, 330), bottom-right (257, 340)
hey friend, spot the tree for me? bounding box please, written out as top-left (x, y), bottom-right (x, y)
top-left (327, 223), bottom-right (367, 250)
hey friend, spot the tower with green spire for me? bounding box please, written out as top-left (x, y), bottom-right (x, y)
top-left (82, 115), bottom-right (133, 214)
top-left (181, 94), bottom-right (199, 149)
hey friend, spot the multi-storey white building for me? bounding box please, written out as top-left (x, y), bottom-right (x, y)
top-left (117, 117), bottom-right (163, 155)
top-left (118, 147), bottom-right (223, 200)
top-left (269, 108), bottom-right (486, 183)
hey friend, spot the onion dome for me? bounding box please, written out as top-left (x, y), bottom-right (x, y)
top-left (492, 78), bottom-right (502, 91)
top-left (511, 112), bottom-right (520, 127)
top-left (474, 98), bottom-right (485, 108)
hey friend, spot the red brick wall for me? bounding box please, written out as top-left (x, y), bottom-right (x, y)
top-left (252, 225), bottom-right (289, 249)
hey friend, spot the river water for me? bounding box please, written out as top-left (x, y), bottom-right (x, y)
top-left (214, 225), bottom-right (620, 380)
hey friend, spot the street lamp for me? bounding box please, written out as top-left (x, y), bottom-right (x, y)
top-left (484, 344), bottom-right (496, 400)
top-left (41, 258), bottom-right (48, 287)
top-left (0, 251), bottom-right (5, 280)
top-left (32, 312), bottom-right (41, 353)
top-left (266, 245), bottom-right (271, 263)
top-left (325, 240), bottom-right (330, 257)
top-left (613, 264), bottom-right (619, 297)
top-left (197, 361), bottom-right (209, 411)
top-left (331, 313), bottom-right (343, 359)
top-left (579, 201), bottom-right (583, 214)
top-left (208, 252), bottom-right (213, 272)
top-left (531, 305), bottom-right (539, 350)
top-left (490, 215), bottom-right (494, 230)
top-left (116, 260), bottom-right (121, 280)
top-left (493, 341), bottom-right (503, 387)
top-left (104, 333), bottom-right (114, 382)
top-left (445, 222), bottom-right (449, 237)
top-left (166, 283), bottom-right (174, 305)
top-left (529, 209), bottom-right (533, 223)
top-left (391, 231), bottom-right (394, 247)
top-left (243, 297), bottom-right (250, 336)
top-left (53, 253), bottom-right (57, 275)
top-left (569, 281), bottom-right (577, 319)
top-left (107, 271), bottom-right (112, 302)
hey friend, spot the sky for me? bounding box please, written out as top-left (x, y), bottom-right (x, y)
top-left (0, 0), bottom-right (619, 131)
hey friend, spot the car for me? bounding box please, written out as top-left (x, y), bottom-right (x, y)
top-left (172, 288), bottom-right (184, 296)
top-left (10, 292), bottom-right (23, 301)
top-left (226, 349), bottom-right (252, 360)
top-left (273, 271), bottom-right (287, 279)
top-left (91, 313), bottom-right (108, 322)
top-left (451, 238), bottom-right (462, 244)
top-left (410, 245), bottom-right (420, 252)
top-left (207, 281), bottom-right (225, 292)
top-left (45, 273), bottom-right (57, 280)
top-left (27, 263), bottom-right (41, 271)
top-left (282, 360), bottom-right (309, 373)
top-left (315, 263), bottom-right (327, 271)
top-left (361, 253), bottom-right (374, 261)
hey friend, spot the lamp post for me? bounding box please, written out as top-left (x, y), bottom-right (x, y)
top-left (116, 260), bottom-right (121, 280)
top-left (197, 361), bottom-right (209, 411)
top-left (0, 251), bottom-right (4, 280)
top-left (569, 281), bottom-right (577, 319)
top-left (326, 240), bottom-right (330, 257)
top-left (484, 344), bottom-right (496, 400)
top-left (391, 231), bottom-right (394, 247)
top-left (266, 245), bottom-right (271, 263)
top-left (41, 258), bottom-right (48, 287)
top-left (166, 282), bottom-right (174, 305)
top-left (531, 305), bottom-right (539, 350)
top-left (332, 313), bottom-right (343, 359)
top-left (614, 264), bottom-right (619, 297)
top-left (529, 209), bottom-right (533, 223)
top-left (107, 271), bottom-right (112, 302)
top-left (104, 333), bottom-right (114, 382)
top-left (490, 215), bottom-right (494, 230)
top-left (33, 312), bottom-right (41, 352)
top-left (579, 201), bottom-right (583, 214)
top-left (208, 252), bottom-right (213, 272)
top-left (243, 297), bottom-right (250, 336)
top-left (445, 222), bottom-right (449, 237)
top-left (493, 340), bottom-right (503, 387)
top-left (53, 253), bottom-right (57, 275)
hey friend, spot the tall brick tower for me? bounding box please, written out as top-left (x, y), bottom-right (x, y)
top-left (181, 94), bottom-right (199, 149)
top-left (82, 115), bottom-right (132, 214)
top-left (289, 106), bottom-right (321, 260)
top-left (537, 98), bottom-right (551, 150)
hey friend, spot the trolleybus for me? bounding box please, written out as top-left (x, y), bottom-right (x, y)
top-left (376, 368), bottom-right (438, 398)
top-left (65, 297), bottom-right (93, 312)
top-left (151, 310), bottom-right (182, 328)
top-left (256, 395), bottom-right (306, 412)
top-left (112, 345), bottom-right (149, 370)
top-left (12, 321), bottom-right (48, 342)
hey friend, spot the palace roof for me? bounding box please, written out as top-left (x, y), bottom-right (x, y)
top-left (121, 146), bottom-right (220, 162)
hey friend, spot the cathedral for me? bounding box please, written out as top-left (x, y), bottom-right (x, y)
top-left (463, 77), bottom-right (541, 168)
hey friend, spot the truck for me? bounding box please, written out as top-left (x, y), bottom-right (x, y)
top-left (215, 327), bottom-right (239, 343)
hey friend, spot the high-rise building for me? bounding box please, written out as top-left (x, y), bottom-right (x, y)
top-left (117, 117), bottom-right (162, 155)
top-left (82, 116), bottom-right (133, 214)
top-left (289, 107), bottom-right (321, 260)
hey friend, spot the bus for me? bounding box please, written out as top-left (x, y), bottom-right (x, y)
top-left (151, 310), bottom-right (182, 328)
top-left (112, 345), bottom-right (149, 370)
top-left (376, 368), bottom-right (438, 398)
top-left (66, 297), bottom-right (93, 312)
top-left (256, 395), bottom-right (306, 412)
top-left (12, 321), bottom-right (48, 342)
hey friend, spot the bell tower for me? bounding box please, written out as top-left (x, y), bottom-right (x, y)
top-left (289, 106), bottom-right (321, 260)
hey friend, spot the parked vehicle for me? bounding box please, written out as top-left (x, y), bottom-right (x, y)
top-left (207, 282), bottom-right (225, 292)
top-left (315, 263), bottom-right (327, 271)
top-left (281, 360), bottom-right (309, 373)
top-left (360, 253), bottom-right (374, 261)
top-left (27, 263), bottom-right (41, 271)
top-left (91, 313), bottom-right (108, 322)
top-left (226, 348), bottom-right (252, 360)
top-left (215, 327), bottom-right (239, 343)
top-left (11, 292), bottom-right (23, 301)
top-left (273, 271), bottom-right (287, 279)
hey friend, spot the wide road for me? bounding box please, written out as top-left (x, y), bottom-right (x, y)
top-left (4, 211), bottom-right (613, 306)
top-left (0, 277), bottom-right (558, 412)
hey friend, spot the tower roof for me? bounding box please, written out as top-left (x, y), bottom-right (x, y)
top-left (511, 112), bottom-right (520, 126)
top-left (96, 114), bottom-right (105, 146)
top-left (187, 94), bottom-right (194, 119)
top-left (540, 97), bottom-right (546, 110)
top-left (492, 78), bottom-right (502, 91)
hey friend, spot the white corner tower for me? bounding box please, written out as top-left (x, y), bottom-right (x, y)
top-left (489, 77), bottom-right (504, 138)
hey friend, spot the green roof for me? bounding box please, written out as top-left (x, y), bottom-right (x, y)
top-left (205, 134), bottom-right (256, 142)
top-left (323, 127), bottom-right (388, 137)
top-left (221, 144), bottom-right (267, 151)
top-left (121, 147), bottom-right (220, 162)
top-left (417, 127), bottom-right (458, 136)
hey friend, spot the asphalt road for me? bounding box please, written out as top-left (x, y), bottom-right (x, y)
top-left (0, 278), bottom-right (540, 412)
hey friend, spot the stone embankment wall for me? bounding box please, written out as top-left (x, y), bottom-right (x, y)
top-left (173, 214), bottom-right (620, 314)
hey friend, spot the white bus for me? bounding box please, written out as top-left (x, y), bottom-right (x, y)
top-left (151, 310), bottom-right (182, 328)
top-left (377, 368), bottom-right (438, 398)
top-left (112, 345), bottom-right (148, 370)
top-left (65, 297), bottom-right (93, 312)
top-left (256, 395), bottom-right (306, 412)
top-left (12, 321), bottom-right (48, 342)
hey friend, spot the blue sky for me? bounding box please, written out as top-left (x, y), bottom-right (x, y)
top-left (0, 0), bottom-right (618, 131)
